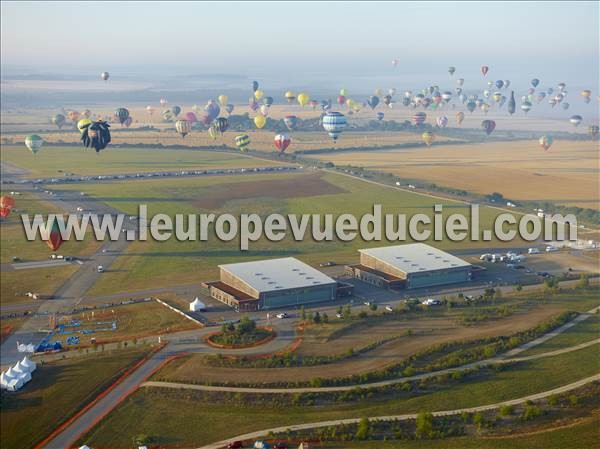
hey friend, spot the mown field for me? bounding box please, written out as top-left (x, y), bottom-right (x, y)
top-left (313, 140), bottom-right (600, 210)
top-left (78, 344), bottom-right (599, 448)
top-left (0, 346), bottom-right (153, 449)
top-left (51, 170), bottom-right (524, 295)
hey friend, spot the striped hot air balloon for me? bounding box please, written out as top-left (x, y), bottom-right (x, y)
top-left (274, 133), bottom-right (291, 153)
top-left (411, 112), bottom-right (427, 126)
top-left (115, 108), bottom-right (129, 125)
top-left (322, 111), bottom-right (347, 142)
top-left (235, 134), bottom-right (251, 152)
top-left (25, 135), bottom-right (43, 155)
top-left (175, 119), bottom-right (192, 138)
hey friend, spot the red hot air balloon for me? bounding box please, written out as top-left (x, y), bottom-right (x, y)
top-left (0, 196), bottom-right (15, 218)
top-left (42, 219), bottom-right (64, 251)
top-left (273, 133), bottom-right (291, 153)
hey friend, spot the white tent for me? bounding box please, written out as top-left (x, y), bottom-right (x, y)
top-left (4, 366), bottom-right (17, 380)
top-left (0, 372), bottom-right (12, 389)
top-left (18, 370), bottom-right (32, 384)
top-left (21, 356), bottom-right (37, 373)
top-left (6, 377), bottom-right (23, 392)
top-left (189, 297), bottom-right (206, 312)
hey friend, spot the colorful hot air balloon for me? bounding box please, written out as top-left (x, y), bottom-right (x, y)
top-left (259, 104), bottom-right (270, 117)
top-left (175, 119), bottom-right (192, 138)
top-left (162, 109), bottom-right (175, 122)
top-left (77, 118), bottom-right (92, 134)
top-left (0, 196), bottom-right (15, 218)
top-left (448, 66), bottom-right (456, 75)
top-left (42, 218), bottom-right (63, 252)
top-left (204, 101), bottom-right (221, 121)
top-left (340, 88), bottom-right (348, 96)
top-left (81, 120), bottom-right (111, 153)
top-left (171, 105), bottom-right (181, 117)
top-left (569, 115), bottom-right (583, 127)
top-left (67, 111), bottom-right (80, 123)
top-left (521, 102), bottom-right (532, 114)
top-left (225, 104), bottom-right (234, 115)
top-left (297, 92), bottom-right (310, 107)
top-left (481, 65), bottom-right (489, 76)
top-left (588, 125), bottom-right (599, 137)
top-left (254, 89), bottom-right (264, 100)
top-left (376, 112), bottom-right (385, 121)
top-left (263, 96), bottom-right (274, 107)
top-left (421, 131), bottom-right (435, 146)
top-left (284, 91), bottom-right (296, 103)
top-left (367, 96), bottom-right (379, 109)
top-left (436, 116), bottom-right (448, 128)
top-left (539, 135), bottom-right (553, 151)
top-left (100, 71), bottom-right (109, 81)
top-left (25, 135), bottom-right (43, 155)
top-left (284, 115), bottom-right (298, 131)
top-left (337, 95), bottom-right (346, 105)
top-left (455, 111), bottom-right (465, 125)
top-left (115, 108), bottom-right (129, 125)
top-left (235, 134), bottom-right (251, 152)
top-left (322, 111), bottom-right (347, 142)
top-left (185, 111), bottom-right (197, 122)
top-left (412, 112), bottom-right (427, 126)
top-left (218, 95), bottom-right (228, 107)
top-left (249, 99), bottom-right (259, 112)
top-left (481, 120), bottom-right (496, 135)
top-left (52, 114), bottom-right (66, 129)
top-left (254, 115), bottom-right (266, 129)
top-left (212, 117), bottom-right (229, 134)
top-left (274, 133), bottom-right (291, 152)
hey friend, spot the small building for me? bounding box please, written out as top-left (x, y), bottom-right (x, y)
top-left (346, 243), bottom-right (472, 289)
top-left (204, 257), bottom-right (338, 311)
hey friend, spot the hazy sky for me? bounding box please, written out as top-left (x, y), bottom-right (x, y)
top-left (2, 1), bottom-right (598, 87)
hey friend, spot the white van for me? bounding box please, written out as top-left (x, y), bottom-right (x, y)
top-left (97, 265), bottom-right (104, 273)
top-left (528, 248), bottom-right (540, 254)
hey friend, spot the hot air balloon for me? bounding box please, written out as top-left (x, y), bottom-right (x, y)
top-left (391, 58), bottom-right (399, 67)
top-left (481, 103), bottom-right (490, 114)
top-left (115, 108), bottom-right (129, 125)
top-left (252, 81), bottom-right (259, 92)
top-left (284, 115), bottom-right (298, 131)
top-left (441, 91), bottom-right (452, 103)
top-left (262, 96), bottom-right (273, 107)
top-left (481, 120), bottom-right (496, 135)
top-left (77, 118), bottom-right (92, 134)
top-left (42, 218), bottom-right (63, 252)
top-left (218, 95), bottom-right (228, 107)
top-left (81, 109), bottom-right (91, 119)
top-left (557, 82), bottom-right (566, 91)
top-left (383, 95), bottom-right (393, 106)
top-left (235, 134), bottom-right (251, 152)
top-left (492, 92), bottom-right (503, 103)
top-left (536, 92), bottom-right (547, 103)
top-left (260, 104), bottom-right (270, 117)
top-left (322, 111), bottom-right (347, 142)
top-left (254, 115), bottom-right (266, 129)
top-left (52, 114), bottom-right (66, 129)
top-left (101, 72), bottom-right (109, 81)
top-left (456, 78), bottom-right (465, 87)
top-left (284, 91), bottom-right (296, 103)
top-left (481, 65), bottom-right (489, 76)
top-left (448, 66), bottom-right (456, 75)
top-left (162, 109), bottom-right (174, 122)
top-left (274, 133), bottom-right (291, 152)
top-left (146, 105), bottom-right (155, 115)
top-left (388, 88), bottom-right (397, 96)
top-left (569, 115), bottom-right (582, 127)
top-left (212, 117), bottom-right (229, 134)
top-left (175, 120), bottom-right (192, 138)
top-left (495, 80), bottom-right (504, 89)
top-left (204, 101), bottom-right (221, 121)
top-left (67, 111), bottom-right (80, 123)
top-left (185, 111), bottom-right (197, 122)
top-left (297, 92), bottom-right (310, 107)
top-left (466, 101), bottom-right (477, 113)
top-left (81, 120), bottom-right (111, 153)
top-left (309, 100), bottom-right (319, 110)
top-left (539, 135), bottom-right (553, 151)
top-left (521, 102), bottom-right (532, 114)
top-left (581, 90), bottom-right (592, 104)
top-left (421, 131), bottom-right (435, 146)
top-left (508, 91), bottom-right (516, 115)
top-left (412, 112), bottom-right (427, 126)
top-left (588, 125), bottom-right (599, 137)
top-left (436, 116), bottom-right (448, 128)
top-left (530, 78), bottom-right (540, 88)
top-left (0, 196), bottom-right (15, 218)
top-left (171, 106), bottom-right (181, 117)
top-left (340, 88), bottom-right (348, 96)
top-left (25, 135), bottom-right (43, 155)
top-left (337, 95), bottom-right (346, 105)
top-left (367, 96), bottom-right (379, 109)
top-left (249, 99), bottom-right (259, 112)
top-left (254, 89), bottom-right (264, 100)
top-left (160, 98), bottom-right (168, 106)
top-left (561, 102), bottom-right (570, 111)
top-left (123, 116), bottom-right (132, 128)
top-left (225, 104), bottom-right (234, 115)
top-left (376, 112), bottom-right (385, 121)
top-left (455, 111), bottom-right (465, 125)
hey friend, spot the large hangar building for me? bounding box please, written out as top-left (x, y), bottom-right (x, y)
top-left (345, 243), bottom-right (472, 289)
top-left (204, 257), bottom-right (339, 311)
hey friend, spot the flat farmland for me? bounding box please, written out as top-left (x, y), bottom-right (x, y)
top-left (52, 170), bottom-right (522, 295)
top-left (0, 144), bottom-right (285, 178)
top-left (313, 140), bottom-right (599, 209)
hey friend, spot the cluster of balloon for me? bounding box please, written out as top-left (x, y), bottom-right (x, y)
top-left (80, 120), bottom-right (112, 152)
top-left (175, 119), bottom-right (192, 138)
top-left (41, 218), bottom-right (63, 251)
top-left (273, 133), bottom-right (291, 153)
top-left (539, 135), bottom-right (553, 151)
top-left (0, 196), bottom-right (15, 218)
top-left (25, 135), bottom-right (44, 155)
top-left (322, 111), bottom-right (347, 143)
top-left (235, 134), bottom-right (251, 152)
top-left (481, 119), bottom-right (496, 136)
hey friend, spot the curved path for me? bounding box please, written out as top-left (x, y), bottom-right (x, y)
top-left (144, 338), bottom-right (600, 394)
top-left (195, 372), bottom-right (600, 449)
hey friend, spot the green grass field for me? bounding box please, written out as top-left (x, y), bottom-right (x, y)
top-left (52, 170), bottom-right (522, 295)
top-left (0, 145), bottom-right (284, 178)
top-left (1, 265), bottom-right (79, 306)
top-left (0, 346), bottom-right (153, 449)
top-left (78, 343), bottom-right (599, 448)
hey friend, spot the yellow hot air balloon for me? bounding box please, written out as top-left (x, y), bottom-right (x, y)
top-left (340, 88), bottom-right (348, 96)
top-left (297, 92), bottom-right (310, 107)
top-left (254, 89), bottom-right (264, 100)
top-left (77, 118), bottom-right (92, 134)
top-left (284, 91), bottom-right (296, 103)
top-left (374, 88), bottom-right (382, 96)
top-left (346, 98), bottom-right (355, 109)
top-left (254, 115), bottom-right (266, 129)
top-left (422, 131), bottom-right (435, 146)
top-left (218, 95), bottom-right (228, 107)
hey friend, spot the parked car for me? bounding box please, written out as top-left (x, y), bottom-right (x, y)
top-left (385, 305), bottom-right (394, 312)
top-left (97, 265), bottom-right (104, 273)
top-left (276, 312), bottom-right (288, 319)
top-left (336, 313), bottom-right (344, 318)
top-left (227, 442), bottom-right (243, 449)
